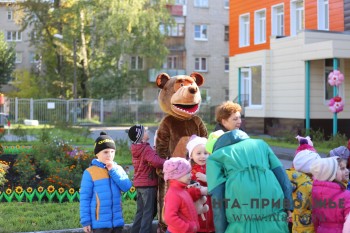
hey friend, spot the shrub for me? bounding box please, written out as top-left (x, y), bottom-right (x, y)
top-left (324, 133), bottom-right (348, 151)
top-left (0, 161), bottom-right (9, 186)
top-left (5, 136), bottom-right (132, 190)
top-left (12, 137), bottom-right (94, 189)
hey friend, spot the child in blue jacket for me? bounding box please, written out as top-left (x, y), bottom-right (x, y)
top-left (80, 132), bottom-right (132, 233)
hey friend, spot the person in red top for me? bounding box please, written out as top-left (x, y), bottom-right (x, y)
top-left (127, 125), bottom-right (166, 233)
top-left (186, 135), bottom-right (215, 233)
top-left (163, 157), bottom-right (199, 233)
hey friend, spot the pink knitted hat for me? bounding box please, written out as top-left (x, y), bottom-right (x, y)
top-left (163, 157), bottom-right (191, 181)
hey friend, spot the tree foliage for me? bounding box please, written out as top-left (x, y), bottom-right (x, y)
top-left (0, 32), bottom-right (16, 89)
top-left (17, 0), bottom-right (172, 99)
top-left (8, 69), bottom-right (42, 98)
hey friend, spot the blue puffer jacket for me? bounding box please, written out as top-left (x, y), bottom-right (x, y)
top-left (80, 159), bottom-right (132, 229)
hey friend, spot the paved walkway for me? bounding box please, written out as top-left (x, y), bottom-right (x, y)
top-left (271, 146), bottom-right (327, 161)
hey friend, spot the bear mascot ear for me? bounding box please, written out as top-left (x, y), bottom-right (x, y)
top-left (190, 72), bottom-right (204, 87)
top-left (156, 73), bottom-right (171, 89)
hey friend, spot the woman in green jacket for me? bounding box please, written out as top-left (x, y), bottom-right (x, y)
top-left (207, 129), bottom-right (292, 233)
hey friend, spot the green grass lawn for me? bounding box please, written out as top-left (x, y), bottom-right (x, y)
top-left (0, 200), bottom-right (136, 233)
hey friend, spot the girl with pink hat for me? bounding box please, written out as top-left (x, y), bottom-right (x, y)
top-left (163, 157), bottom-right (199, 233)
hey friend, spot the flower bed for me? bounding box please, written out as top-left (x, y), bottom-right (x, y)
top-left (0, 139), bottom-right (136, 203)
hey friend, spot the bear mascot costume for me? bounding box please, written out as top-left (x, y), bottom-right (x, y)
top-left (155, 72), bottom-right (208, 233)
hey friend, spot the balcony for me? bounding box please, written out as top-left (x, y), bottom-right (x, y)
top-left (166, 4), bottom-right (186, 16)
top-left (148, 69), bottom-right (186, 82)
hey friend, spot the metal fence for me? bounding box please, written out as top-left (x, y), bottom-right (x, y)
top-left (1, 98), bottom-right (216, 125)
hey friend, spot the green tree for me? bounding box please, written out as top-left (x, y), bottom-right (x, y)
top-left (86, 0), bottom-right (171, 99)
top-left (18, 0), bottom-right (172, 99)
top-left (8, 69), bottom-right (42, 98)
top-left (0, 32), bottom-right (16, 89)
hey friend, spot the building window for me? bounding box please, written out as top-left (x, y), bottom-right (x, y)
top-left (130, 56), bottom-right (143, 70)
top-left (200, 89), bottom-right (209, 103)
top-left (318, 0), bottom-right (329, 30)
top-left (160, 23), bottom-right (184, 37)
top-left (291, 0), bottom-right (304, 36)
top-left (240, 66), bottom-right (262, 107)
top-left (254, 9), bottom-right (266, 44)
top-left (29, 52), bottom-right (40, 63)
top-left (272, 4), bottom-right (284, 36)
top-left (168, 23), bottom-right (184, 37)
top-left (15, 52), bottom-right (22, 64)
top-left (6, 31), bottom-right (22, 41)
top-left (239, 14), bottom-right (250, 47)
top-left (31, 31), bottom-right (38, 40)
top-left (324, 59), bottom-right (343, 101)
top-left (194, 0), bottom-right (208, 8)
top-left (7, 11), bottom-right (13, 20)
top-left (224, 25), bottom-right (229, 41)
top-left (224, 57), bottom-right (229, 72)
top-left (194, 57), bottom-right (207, 72)
top-left (224, 0), bottom-right (229, 9)
top-left (194, 25), bottom-right (208, 40)
top-left (163, 56), bottom-right (178, 69)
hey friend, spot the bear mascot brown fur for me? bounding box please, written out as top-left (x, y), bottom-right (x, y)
top-left (155, 72), bottom-right (208, 233)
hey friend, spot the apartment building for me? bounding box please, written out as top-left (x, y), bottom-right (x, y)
top-left (230, 0), bottom-right (350, 137)
top-left (148, 0), bottom-right (230, 106)
top-left (185, 0), bottom-right (230, 105)
top-left (0, 0), bottom-right (37, 93)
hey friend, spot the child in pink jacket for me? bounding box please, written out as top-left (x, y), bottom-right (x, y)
top-left (310, 157), bottom-right (350, 233)
top-left (163, 157), bottom-right (199, 233)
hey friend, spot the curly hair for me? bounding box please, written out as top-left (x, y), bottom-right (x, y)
top-left (215, 101), bottom-right (242, 123)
